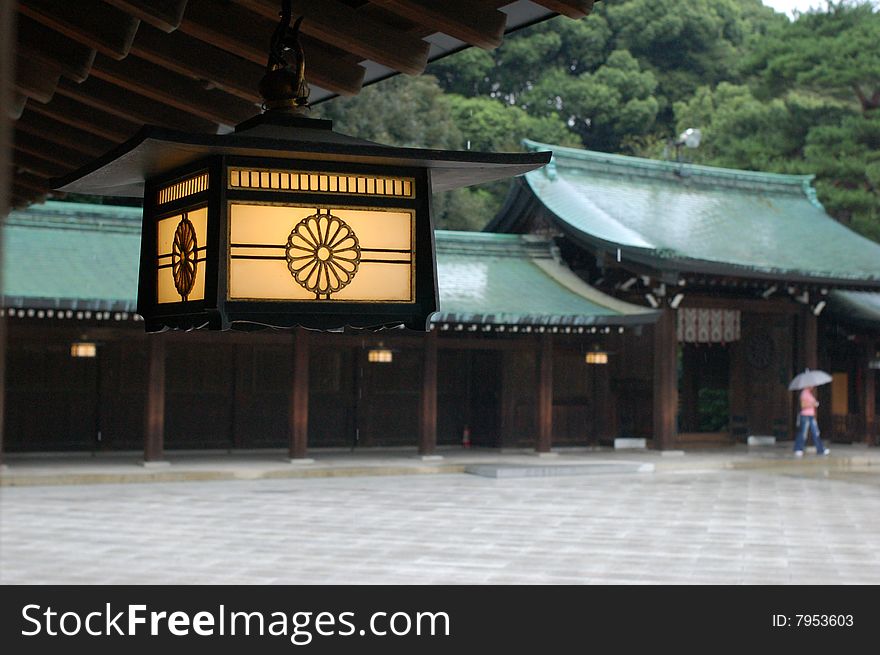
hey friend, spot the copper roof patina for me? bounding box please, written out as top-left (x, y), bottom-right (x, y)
top-left (505, 140), bottom-right (880, 288)
top-left (2, 200), bottom-right (656, 327)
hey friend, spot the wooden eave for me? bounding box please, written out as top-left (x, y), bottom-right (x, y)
top-left (9, 0), bottom-right (596, 209)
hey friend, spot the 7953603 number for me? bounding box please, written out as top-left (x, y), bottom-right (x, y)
top-left (796, 614), bottom-right (853, 627)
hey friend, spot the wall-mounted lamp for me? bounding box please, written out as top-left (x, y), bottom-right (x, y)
top-left (644, 293), bottom-right (660, 309)
top-left (812, 300), bottom-right (826, 316)
top-left (367, 343), bottom-right (394, 363)
top-left (585, 345), bottom-right (609, 365)
top-left (367, 349), bottom-right (393, 363)
top-left (70, 342), bottom-right (97, 358)
top-left (670, 293), bottom-right (684, 309)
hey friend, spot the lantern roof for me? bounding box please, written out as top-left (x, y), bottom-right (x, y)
top-left (52, 112), bottom-right (551, 198)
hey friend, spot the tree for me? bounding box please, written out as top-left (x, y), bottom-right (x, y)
top-left (744, 1), bottom-right (880, 113)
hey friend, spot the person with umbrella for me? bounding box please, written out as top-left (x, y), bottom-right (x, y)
top-left (789, 369), bottom-right (832, 458)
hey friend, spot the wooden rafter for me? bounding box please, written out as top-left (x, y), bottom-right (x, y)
top-left (369, 0), bottom-right (507, 49)
top-left (25, 95), bottom-right (140, 143)
top-left (234, 0), bottom-right (431, 75)
top-left (19, 0), bottom-right (141, 61)
top-left (17, 110), bottom-right (117, 158)
top-left (90, 54), bottom-right (258, 127)
top-left (55, 77), bottom-right (217, 133)
top-left (14, 55), bottom-right (61, 104)
top-left (101, 0), bottom-right (190, 33)
top-left (131, 25), bottom-right (262, 103)
top-left (16, 15), bottom-right (96, 83)
top-left (530, 0), bottom-right (596, 20)
top-left (8, 93), bottom-right (27, 120)
top-left (13, 149), bottom-right (72, 178)
top-left (13, 172), bottom-right (52, 195)
top-left (14, 132), bottom-right (91, 170)
top-left (179, 1), bottom-right (366, 96)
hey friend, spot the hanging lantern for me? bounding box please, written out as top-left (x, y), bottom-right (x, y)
top-left (52, 3), bottom-right (549, 333)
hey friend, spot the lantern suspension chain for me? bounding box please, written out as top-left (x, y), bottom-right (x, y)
top-left (260, 0), bottom-right (310, 112)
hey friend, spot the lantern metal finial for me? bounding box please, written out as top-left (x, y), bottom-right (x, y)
top-left (260, 0), bottom-right (310, 113)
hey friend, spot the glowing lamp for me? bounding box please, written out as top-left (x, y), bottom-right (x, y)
top-left (367, 347), bottom-right (394, 363)
top-left (585, 347), bottom-right (608, 365)
top-left (52, 10), bottom-right (548, 332)
top-left (70, 342), bottom-right (97, 358)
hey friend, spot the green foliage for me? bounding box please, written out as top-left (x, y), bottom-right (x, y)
top-left (315, 0), bottom-right (880, 237)
top-left (744, 1), bottom-right (880, 112)
top-left (313, 74), bottom-right (572, 230)
top-left (313, 75), bottom-right (463, 149)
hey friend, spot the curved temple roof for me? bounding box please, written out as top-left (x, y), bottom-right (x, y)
top-left (2, 201), bottom-right (656, 328)
top-left (512, 140), bottom-right (880, 288)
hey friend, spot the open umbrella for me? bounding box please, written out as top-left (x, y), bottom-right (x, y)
top-left (788, 368), bottom-right (832, 391)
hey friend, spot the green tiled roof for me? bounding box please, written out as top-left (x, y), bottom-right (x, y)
top-left (2, 201), bottom-right (656, 326)
top-left (2, 201), bottom-right (142, 311)
top-left (520, 140), bottom-right (880, 287)
top-left (434, 232), bottom-right (657, 326)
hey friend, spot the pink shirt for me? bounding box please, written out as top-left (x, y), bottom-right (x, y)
top-left (799, 388), bottom-right (817, 416)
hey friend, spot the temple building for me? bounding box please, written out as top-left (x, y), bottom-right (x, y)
top-left (3, 142), bottom-right (880, 459)
top-left (487, 141), bottom-right (880, 449)
top-left (1, 200), bottom-right (657, 458)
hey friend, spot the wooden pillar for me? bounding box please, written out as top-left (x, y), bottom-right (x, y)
top-left (865, 342), bottom-right (876, 446)
top-left (800, 309), bottom-right (818, 371)
top-left (418, 329), bottom-right (438, 456)
top-left (653, 308), bottom-right (678, 450)
top-left (143, 335), bottom-right (166, 462)
top-left (231, 344), bottom-right (248, 449)
top-left (536, 334), bottom-right (553, 453)
top-left (289, 328), bottom-right (310, 459)
top-left (0, 1), bottom-right (14, 468)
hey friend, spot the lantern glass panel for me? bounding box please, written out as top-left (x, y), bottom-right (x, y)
top-left (156, 206), bottom-right (208, 304)
top-left (228, 202), bottom-right (415, 302)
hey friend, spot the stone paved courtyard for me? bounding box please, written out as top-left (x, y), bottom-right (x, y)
top-left (2, 460), bottom-right (879, 584)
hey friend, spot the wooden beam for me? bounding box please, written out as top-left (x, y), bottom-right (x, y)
top-left (56, 77), bottom-right (218, 133)
top-left (418, 330), bottom-right (438, 455)
top-left (14, 55), bottom-right (60, 104)
top-left (13, 131), bottom-right (91, 169)
top-left (19, 0), bottom-right (142, 60)
top-left (865, 342), bottom-right (876, 446)
top-left (12, 182), bottom-right (47, 203)
top-left (530, 0), bottom-right (596, 19)
top-left (536, 334), bottom-right (553, 453)
top-left (8, 93), bottom-right (26, 120)
top-left (800, 309), bottom-right (818, 371)
top-left (370, 0), bottom-right (506, 49)
top-left (653, 308), bottom-right (678, 450)
top-left (16, 15), bottom-right (96, 82)
top-left (11, 171), bottom-right (52, 195)
top-left (90, 54), bottom-right (258, 127)
top-left (102, 0), bottom-right (189, 33)
top-left (131, 24), bottom-right (262, 103)
top-left (17, 110), bottom-right (116, 157)
top-left (26, 94), bottom-right (140, 142)
top-left (289, 329), bottom-right (310, 459)
top-left (13, 149), bottom-right (72, 178)
top-left (143, 335), bottom-right (166, 463)
top-left (234, 0), bottom-right (430, 75)
top-left (179, 1), bottom-right (365, 96)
